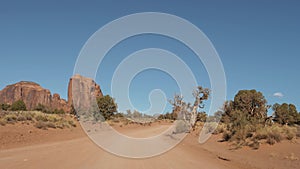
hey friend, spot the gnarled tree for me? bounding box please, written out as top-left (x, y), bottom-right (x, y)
top-left (169, 86), bottom-right (210, 130)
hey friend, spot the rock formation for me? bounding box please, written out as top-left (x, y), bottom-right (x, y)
top-left (0, 81), bottom-right (69, 112)
top-left (68, 74), bottom-right (103, 112)
top-left (0, 75), bottom-right (103, 113)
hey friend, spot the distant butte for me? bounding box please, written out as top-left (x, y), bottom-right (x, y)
top-left (0, 75), bottom-right (103, 113)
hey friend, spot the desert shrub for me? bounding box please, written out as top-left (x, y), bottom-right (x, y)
top-left (196, 112), bottom-right (207, 122)
top-left (174, 120), bottom-right (189, 133)
top-left (231, 129), bottom-right (247, 142)
top-left (53, 109), bottom-right (65, 114)
top-left (254, 131), bottom-right (268, 140)
top-left (217, 90), bottom-right (299, 148)
top-left (219, 90), bottom-right (269, 143)
top-left (45, 115), bottom-right (60, 123)
top-left (35, 104), bottom-right (65, 114)
top-left (24, 113), bottom-right (33, 121)
top-left (225, 123), bottom-right (295, 147)
top-left (222, 131), bottom-right (231, 141)
top-left (96, 95), bottom-right (117, 120)
top-left (35, 121), bottom-right (56, 129)
top-left (0, 111), bottom-right (77, 129)
top-left (56, 121), bottom-right (69, 129)
top-left (11, 100), bottom-right (27, 111)
top-left (34, 104), bottom-right (50, 113)
top-left (254, 125), bottom-right (283, 145)
top-left (55, 122), bottom-right (64, 129)
top-left (296, 126), bottom-right (300, 138)
top-left (46, 122), bottom-right (56, 129)
top-left (68, 120), bottom-right (76, 127)
top-left (4, 114), bottom-right (17, 122)
top-left (214, 123), bottom-right (227, 134)
top-left (204, 122), bottom-right (218, 134)
top-left (268, 131), bottom-right (282, 143)
top-left (0, 119), bottom-right (6, 126)
top-left (266, 137), bottom-right (276, 145)
top-left (282, 125), bottom-right (297, 140)
top-left (248, 140), bottom-right (260, 149)
top-left (35, 121), bottom-right (48, 129)
top-left (35, 114), bottom-right (48, 122)
top-left (247, 139), bottom-right (260, 150)
top-left (17, 115), bottom-right (27, 121)
top-left (0, 103), bottom-right (11, 111)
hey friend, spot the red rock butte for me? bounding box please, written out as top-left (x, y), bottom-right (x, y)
top-left (0, 75), bottom-right (103, 113)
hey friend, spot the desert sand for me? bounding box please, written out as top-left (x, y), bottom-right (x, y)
top-left (0, 122), bottom-right (299, 169)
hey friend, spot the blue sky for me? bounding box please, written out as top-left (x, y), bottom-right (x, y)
top-left (0, 0), bottom-right (299, 115)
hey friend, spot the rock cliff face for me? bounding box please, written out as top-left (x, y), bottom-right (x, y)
top-left (0, 75), bottom-right (103, 113)
top-left (68, 74), bottom-right (103, 111)
top-left (0, 81), bottom-right (69, 112)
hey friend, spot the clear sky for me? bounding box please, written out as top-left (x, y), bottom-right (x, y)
top-left (0, 0), bottom-right (299, 115)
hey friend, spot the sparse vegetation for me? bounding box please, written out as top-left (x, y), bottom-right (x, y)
top-left (34, 103), bottom-right (48, 113)
top-left (34, 103), bottom-right (65, 114)
top-left (0, 103), bottom-right (11, 111)
top-left (174, 120), bottom-right (189, 133)
top-left (158, 112), bottom-right (177, 120)
top-left (0, 111), bottom-right (77, 129)
top-left (273, 103), bottom-right (300, 125)
top-left (211, 89), bottom-right (300, 149)
top-left (0, 118), bottom-right (6, 126)
top-left (96, 95), bottom-right (117, 121)
top-left (11, 100), bottom-right (27, 111)
top-left (169, 86), bottom-right (210, 130)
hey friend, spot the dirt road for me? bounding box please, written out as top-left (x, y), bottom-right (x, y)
top-left (1, 123), bottom-right (299, 169)
top-left (0, 124), bottom-right (240, 169)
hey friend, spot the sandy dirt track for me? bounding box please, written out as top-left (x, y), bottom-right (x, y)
top-left (0, 124), bottom-right (239, 169)
top-left (0, 123), bottom-right (299, 169)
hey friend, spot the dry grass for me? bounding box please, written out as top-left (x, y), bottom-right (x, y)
top-left (254, 124), bottom-right (296, 144)
top-left (214, 122), bottom-right (298, 149)
top-left (296, 126), bottom-right (300, 138)
top-left (203, 122), bottom-right (227, 134)
top-left (0, 111), bottom-right (77, 129)
top-left (0, 118), bottom-right (6, 126)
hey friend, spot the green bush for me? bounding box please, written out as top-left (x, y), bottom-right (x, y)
top-left (34, 103), bottom-right (49, 113)
top-left (96, 95), bottom-right (117, 120)
top-left (11, 100), bottom-right (27, 111)
top-left (273, 103), bottom-right (299, 125)
top-left (0, 103), bottom-right (11, 111)
top-left (53, 109), bottom-right (65, 114)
